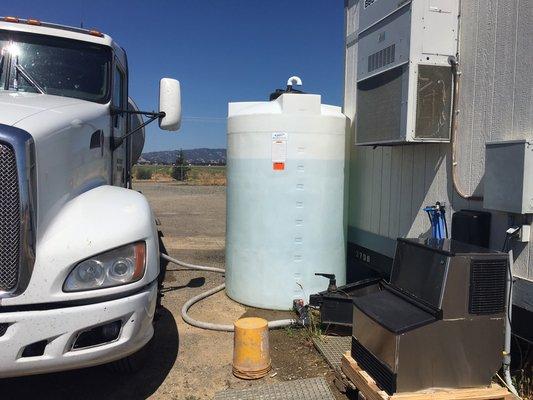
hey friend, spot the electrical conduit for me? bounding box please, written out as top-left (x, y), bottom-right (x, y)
top-left (502, 249), bottom-right (519, 396)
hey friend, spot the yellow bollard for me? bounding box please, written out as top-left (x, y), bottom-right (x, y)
top-left (232, 317), bottom-right (271, 379)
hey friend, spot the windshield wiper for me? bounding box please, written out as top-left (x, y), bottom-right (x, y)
top-left (14, 63), bottom-right (46, 94)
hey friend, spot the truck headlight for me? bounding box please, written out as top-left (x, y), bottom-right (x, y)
top-left (64, 242), bottom-right (146, 292)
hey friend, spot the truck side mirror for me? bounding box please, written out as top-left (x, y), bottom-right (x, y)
top-left (158, 78), bottom-right (181, 131)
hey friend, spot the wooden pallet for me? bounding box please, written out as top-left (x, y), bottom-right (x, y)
top-left (341, 352), bottom-right (514, 400)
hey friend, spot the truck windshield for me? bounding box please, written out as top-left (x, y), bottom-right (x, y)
top-left (0, 30), bottom-right (111, 103)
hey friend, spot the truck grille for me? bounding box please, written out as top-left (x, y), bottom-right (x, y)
top-left (0, 143), bottom-right (20, 292)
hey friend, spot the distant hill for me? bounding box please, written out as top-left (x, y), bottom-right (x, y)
top-left (139, 148), bottom-right (226, 165)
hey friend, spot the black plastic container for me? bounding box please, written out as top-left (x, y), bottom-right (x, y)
top-left (309, 278), bottom-right (382, 327)
top-left (451, 209), bottom-right (491, 248)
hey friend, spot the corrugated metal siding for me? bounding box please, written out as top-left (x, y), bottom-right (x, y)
top-left (344, 0), bottom-right (533, 279)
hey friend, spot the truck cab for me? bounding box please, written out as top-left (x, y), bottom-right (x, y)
top-left (0, 17), bottom-right (180, 377)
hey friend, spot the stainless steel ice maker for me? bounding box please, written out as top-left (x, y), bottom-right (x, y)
top-left (351, 239), bottom-right (507, 394)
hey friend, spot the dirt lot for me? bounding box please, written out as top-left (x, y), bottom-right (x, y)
top-left (0, 182), bottom-right (344, 400)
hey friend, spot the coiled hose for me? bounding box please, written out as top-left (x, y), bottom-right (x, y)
top-left (160, 253), bottom-right (299, 332)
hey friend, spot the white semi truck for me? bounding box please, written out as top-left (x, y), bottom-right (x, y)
top-left (0, 17), bottom-right (181, 377)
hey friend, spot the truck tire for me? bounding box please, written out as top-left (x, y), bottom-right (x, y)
top-left (157, 230), bottom-right (168, 312)
top-left (158, 230), bottom-right (168, 290)
top-left (108, 338), bottom-right (152, 373)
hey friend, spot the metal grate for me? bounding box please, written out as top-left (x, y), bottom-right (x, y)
top-left (469, 259), bottom-right (507, 315)
top-left (352, 337), bottom-right (396, 395)
top-left (0, 143), bottom-right (20, 292)
top-left (365, 0), bottom-right (377, 8)
top-left (368, 44), bottom-right (395, 73)
top-left (313, 335), bottom-right (351, 371)
top-left (0, 323), bottom-right (8, 337)
top-left (214, 377), bottom-right (335, 400)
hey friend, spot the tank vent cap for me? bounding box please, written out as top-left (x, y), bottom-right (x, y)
top-left (269, 75), bottom-right (305, 101)
top-left (287, 76), bottom-right (303, 87)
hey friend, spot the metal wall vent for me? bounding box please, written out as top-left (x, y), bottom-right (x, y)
top-left (365, 0), bottom-right (377, 8)
top-left (357, 64), bottom-right (405, 144)
top-left (469, 259), bottom-right (507, 315)
top-left (368, 44), bottom-right (395, 73)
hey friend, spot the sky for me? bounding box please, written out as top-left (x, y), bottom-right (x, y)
top-left (3, 1), bottom-right (345, 152)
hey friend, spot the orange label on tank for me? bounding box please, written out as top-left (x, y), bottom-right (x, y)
top-left (272, 133), bottom-right (287, 171)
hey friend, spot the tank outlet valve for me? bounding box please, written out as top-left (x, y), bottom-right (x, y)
top-left (315, 273), bottom-right (337, 292)
top-left (293, 299), bottom-right (309, 327)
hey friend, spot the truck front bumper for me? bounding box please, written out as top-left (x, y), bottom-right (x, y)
top-left (0, 282), bottom-right (157, 378)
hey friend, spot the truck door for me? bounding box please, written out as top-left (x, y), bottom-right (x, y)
top-left (111, 61), bottom-right (127, 187)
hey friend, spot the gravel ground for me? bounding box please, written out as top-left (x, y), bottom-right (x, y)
top-left (0, 182), bottom-right (345, 400)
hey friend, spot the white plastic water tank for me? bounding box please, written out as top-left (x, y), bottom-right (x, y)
top-left (226, 90), bottom-right (347, 310)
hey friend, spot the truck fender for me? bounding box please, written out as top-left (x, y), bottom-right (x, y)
top-left (3, 185), bottom-right (160, 305)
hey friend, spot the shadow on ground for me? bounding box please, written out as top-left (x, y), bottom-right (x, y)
top-left (0, 307), bottom-right (179, 400)
top-left (162, 276), bottom-right (207, 293)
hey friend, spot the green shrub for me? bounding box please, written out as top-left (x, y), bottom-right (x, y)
top-left (135, 167), bottom-right (152, 180)
top-left (171, 149), bottom-right (191, 181)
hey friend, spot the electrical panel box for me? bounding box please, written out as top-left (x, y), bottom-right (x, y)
top-left (354, 0), bottom-right (459, 145)
top-left (484, 140), bottom-right (533, 214)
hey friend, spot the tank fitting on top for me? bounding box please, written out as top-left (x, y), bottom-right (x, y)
top-left (286, 75), bottom-right (303, 88)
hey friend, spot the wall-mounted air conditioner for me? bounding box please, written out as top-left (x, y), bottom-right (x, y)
top-left (354, 0), bottom-right (459, 145)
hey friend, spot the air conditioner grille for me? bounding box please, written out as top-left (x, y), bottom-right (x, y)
top-left (368, 44), bottom-right (395, 73)
top-left (357, 65), bottom-right (405, 144)
top-left (365, 0), bottom-right (377, 8)
top-left (469, 259), bottom-right (507, 315)
top-left (415, 65), bottom-right (453, 139)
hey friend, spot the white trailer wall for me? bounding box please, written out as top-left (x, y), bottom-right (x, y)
top-left (344, 0), bottom-right (533, 309)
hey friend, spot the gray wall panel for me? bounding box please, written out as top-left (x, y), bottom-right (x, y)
top-left (455, 0), bottom-right (478, 196)
top-left (399, 145), bottom-right (414, 236)
top-left (388, 147), bottom-right (402, 238)
top-left (380, 147), bottom-right (392, 237)
top-left (467, 0), bottom-right (498, 196)
top-left (490, 0), bottom-right (519, 142)
top-left (512, 0), bottom-right (533, 139)
top-left (371, 147), bottom-right (383, 234)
